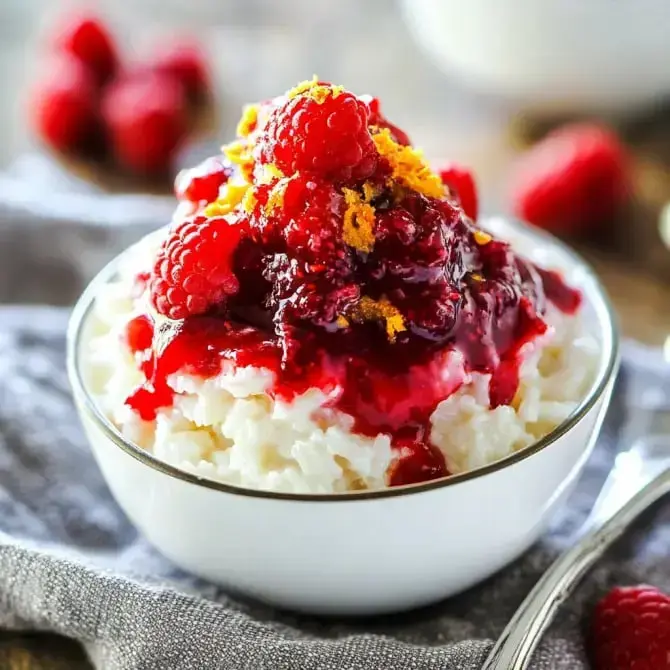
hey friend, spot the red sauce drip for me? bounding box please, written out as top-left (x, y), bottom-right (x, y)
top-left (126, 314), bottom-right (153, 353)
top-left (121, 157), bottom-right (583, 487)
top-left (537, 267), bottom-right (582, 315)
top-left (122, 258), bottom-right (576, 486)
top-left (388, 430), bottom-right (449, 486)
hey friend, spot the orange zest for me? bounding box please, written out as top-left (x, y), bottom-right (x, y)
top-left (236, 104), bottom-right (259, 138)
top-left (204, 183), bottom-right (250, 217)
top-left (350, 296), bottom-right (406, 342)
top-left (342, 188), bottom-right (376, 253)
top-left (372, 127), bottom-right (444, 199)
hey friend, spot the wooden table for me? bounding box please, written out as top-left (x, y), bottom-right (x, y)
top-left (0, 633), bottom-right (90, 669)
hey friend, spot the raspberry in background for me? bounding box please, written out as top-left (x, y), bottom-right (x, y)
top-left (590, 585), bottom-right (670, 670)
top-left (51, 14), bottom-right (118, 86)
top-left (175, 156), bottom-right (233, 204)
top-left (102, 72), bottom-right (188, 175)
top-left (509, 123), bottom-right (630, 234)
top-left (150, 215), bottom-right (247, 320)
top-left (149, 40), bottom-right (211, 101)
top-left (258, 84), bottom-right (378, 182)
top-left (439, 164), bottom-right (478, 220)
top-left (30, 53), bottom-right (99, 153)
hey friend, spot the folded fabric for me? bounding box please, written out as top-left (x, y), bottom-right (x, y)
top-left (0, 306), bottom-right (667, 669)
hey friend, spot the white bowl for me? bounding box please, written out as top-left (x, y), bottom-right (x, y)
top-left (67, 217), bottom-right (618, 615)
top-left (401, 0), bottom-right (670, 114)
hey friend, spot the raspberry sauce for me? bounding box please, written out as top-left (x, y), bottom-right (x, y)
top-left (123, 79), bottom-right (583, 488)
top-left (125, 251), bottom-right (579, 486)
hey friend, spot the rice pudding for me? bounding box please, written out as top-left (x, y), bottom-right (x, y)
top-left (83, 78), bottom-right (598, 494)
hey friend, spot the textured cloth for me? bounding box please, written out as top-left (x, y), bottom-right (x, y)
top-left (0, 306), bottom-right (668, 670)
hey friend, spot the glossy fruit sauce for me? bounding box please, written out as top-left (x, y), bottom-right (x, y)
top-left (122, 80), bottom-right (582, 487)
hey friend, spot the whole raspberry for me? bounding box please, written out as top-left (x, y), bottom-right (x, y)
top-left (590, 585), bottom-right (670, 670)
top-left (102, 72), bottom-right (187, 175)
top-left (370, 194), bottom-right (464, 283)
top-left (260, 178), bottom-right (358, 331)
top-left (439, 164), bottom-right (478, 221)
top-left (265, 176), bottom-right (347, 261)
top-left (52, 14), bottom-right (118, 86)
top-left (150, 215), bottom-right (246, 319)
top-left (149, 40), bottom-right (211, 101)
top-left (30, 54), bottom-right (99, 153)
top-left (175, 156), bottom-right (233, 204)
top-left (258, 85), bottom-right (378, 182)
top-left (509, 123), bottom-right (630, 234)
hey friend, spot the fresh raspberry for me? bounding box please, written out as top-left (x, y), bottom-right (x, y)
top-left (30, 54), bottom-right (99, 153)
top-left (52, 14), bottom-right (118, 86)
top-left (364, 96), bottom-right (411, 146)
top-left (258, 86), bottom-right (378, 182)
top-left (439, 164), bottom-right (478, 221)
top-left (102, 72), bottom-right (187, 175)
top-left (258, 176), bottom-right (358, 331)
top-left (371, 205), bottom-right (445, 283)
top-left (509, 123), bottom-right (630, 234)
top-left (272, 177), bottom-right (346, 259)
top-left (150, 41), bottom-right (211, 100)
top-left (150, 215), bottom-right (246, 320)
top-left (175, 156), bottom-right (232, 203)
top-left (590, 585), bottom-right (670, 670)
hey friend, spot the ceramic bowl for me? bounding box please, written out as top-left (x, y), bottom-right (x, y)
top-left (401, 0), bottom-right (670, 114)
top-left (67, 217), bottom-right (618, 616)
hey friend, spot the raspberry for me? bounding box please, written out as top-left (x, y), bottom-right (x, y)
top-left (261, 178), bottom-right (358, 331)
top-left (265, 253), bottom-right (359, 330)
top-left (400, 282), bottom-right (459, 339)
top-left (175, 156), bottom-right (233, 204)
top-left (365, 96), bottom-right (411, 146)
top-left (371, 207), bottom-right (442, 283)
top-left (52, 14), bottom-right (118, 86)
top-left (374, 207), bottom-right (418, 247)
top-left (374, 194), bottom-right (463, 277)
top-left (367, 196), bottom-right (464, 341)
top-left (150, 215), bottom-right (246, 319)
top-left (590, 585), bottom-right (670, 670)
top-left (509, 123), bottom-right (630, 234)
top-left (149, 40), bottom-right (211, 101)
top-left (102, 72), bottom-right (187, 175)
top-left (258, 86), bottom-right (378, 182)
top-left (30, 54), bottom-right (99, 153)
top-left (439, 164), bottom-right (478, 220)
top-left (274, 176), bottom-right (347, 260)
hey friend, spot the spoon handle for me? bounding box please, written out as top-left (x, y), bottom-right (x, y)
top-left (481, 468), bottom-right (670, 670)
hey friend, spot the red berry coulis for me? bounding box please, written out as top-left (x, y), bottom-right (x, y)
top-left (124, 79), bottom-right (582, 487)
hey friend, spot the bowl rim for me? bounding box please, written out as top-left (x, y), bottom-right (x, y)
top-left (67, 217), bottom-right (619, 503)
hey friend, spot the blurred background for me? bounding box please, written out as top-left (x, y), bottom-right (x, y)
top-left (1, 0), bottom-right (670, 341)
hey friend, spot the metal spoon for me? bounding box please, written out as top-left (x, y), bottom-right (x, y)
top-left (482, 432), bottom-right (670, 670)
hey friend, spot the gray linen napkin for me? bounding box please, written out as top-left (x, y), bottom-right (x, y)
top-left (0, 306), bottom-right (668, 669)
